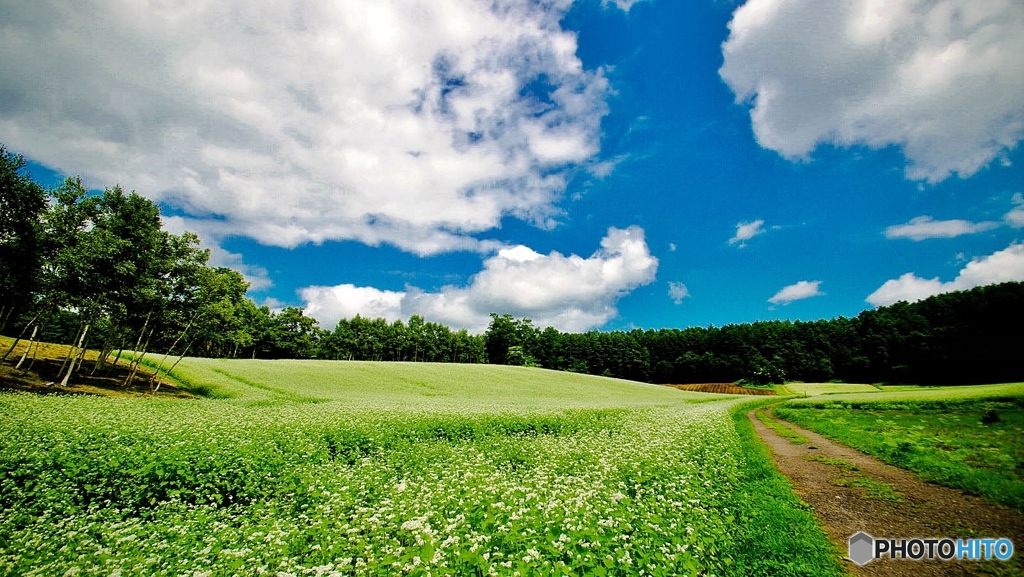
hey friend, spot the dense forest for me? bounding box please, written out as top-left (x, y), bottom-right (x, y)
top-left (477, 282), bottom-right (1023, 386)
top-left (2, 144), bottom-right (1022, 386)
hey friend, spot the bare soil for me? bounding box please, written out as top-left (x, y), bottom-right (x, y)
top-left (750, 407), bottom-right (1024, 576)
top-left (664, 383), bottom-right (776, 395)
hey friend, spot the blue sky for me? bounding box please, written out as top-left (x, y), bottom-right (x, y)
top-left (5, 0), bottom-right (1024, 333)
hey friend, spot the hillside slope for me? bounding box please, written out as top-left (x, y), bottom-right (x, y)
top-left (168, 357), bottom-right (723, 409)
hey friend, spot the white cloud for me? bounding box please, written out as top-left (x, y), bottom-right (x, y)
top-left (300, 284), bottom-right (405, 326)
top-left (865, 273), bottom-right (945, 307)
top-left (301, 226), bottom-right (658, 332)
top-left (0, 0), bottom-right (626, 257)
top-left (953, 243), bottom-right (1024, 287)
top-left (884, 215), bottom-right (999, 240)
top-left (1007, 193), bottom-right (1024, 228)
top-left (260, 297), bottom-right (287, 314)
top-left (668, 281), bottom-right (690, 304)
top-left (602, 0), bottom-right (647, 11)
top-left (728, 219), bottom-right (766, 247)
top-left (162, 215), bottom-right (273, 291)
top-left (1008, 210), bottom-right (1024, 228)
top-left (206, 245), bottom-right (274, 293)
top-left (885, 198), bottom-right (1024, 238)
top-left (720, 0), bottom-right (1024, 182)
top-left (768, 280), bottom-right (824, 305)
top-left (866, 243), bottom-right (1024, 306)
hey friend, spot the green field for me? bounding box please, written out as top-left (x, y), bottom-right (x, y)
top-left (0, 360), bottom-right (842, 576)
top-left (783, 382), bottom-right (1024, 404)
top-left (166, 358), bottom-right (725, 408)
top-left (775, 383), bottom-right (1024, 511)
top-left (776, 383), bottom-right (881, 397)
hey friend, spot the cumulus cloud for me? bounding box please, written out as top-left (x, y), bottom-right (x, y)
top-left (301, 226), bottom-right (658, 332)
top-left (300, 284), bottom-right (405, 325)
top-left (720, 0), bottom-right (1024, 182)
top-left (0, 0), bottom-right (625, 256)
top-left (768, 280), bottom-right (824, 305)
top-left (668, 281), bottom-right (690, 304)
top-left (728, 219), bottom-right (766, 247)
top-left (1007, 193), bottom-right (1024, 228)
top-left (884, 216), bottom-right (999, 240)
top-left (162, 215), bottom-right (273, 291)
top-left (866, 243), bottom-right (1024, 306)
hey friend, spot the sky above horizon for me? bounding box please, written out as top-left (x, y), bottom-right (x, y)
top-left (4, 0), bottom-right (1023, 333)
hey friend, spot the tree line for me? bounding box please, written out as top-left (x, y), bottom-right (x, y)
top-left (3, 144), bottom-right (1022, 386)
top-left (0, 146), bottom-right (344, 388)
top-left (481, 280), bottom-right (1023, 386)
top-left (1, 145), bottom-right (488, 382)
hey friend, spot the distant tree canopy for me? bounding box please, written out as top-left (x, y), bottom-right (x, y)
top-left (0, 143), bottom-right (489, 378)
top-left (2, 143), bottom-right (1022, 386)
top-left (0, 147), bottom-right (265, 385)
top-left (477, 282), bottom-right (1024, 386)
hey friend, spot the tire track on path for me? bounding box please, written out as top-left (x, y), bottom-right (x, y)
top-left (748, 407), bottom-right (1024, 576)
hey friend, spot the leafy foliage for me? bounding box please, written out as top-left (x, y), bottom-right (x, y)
top-left (0, 146), bottom-right (47, 331)
top-left (479, 282), bottom-right (1024, 385)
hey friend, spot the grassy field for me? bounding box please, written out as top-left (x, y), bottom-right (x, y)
top-left (0, 359), bottom-right (843, 576)
top-left (783, 382), bottom-right (1024, 404)
top-left (775, 383), bottom-right (1024, 511)
top-left (166, 357), bottom-right (727, 408)
top-left (776, 383), bottom-right (880, 397)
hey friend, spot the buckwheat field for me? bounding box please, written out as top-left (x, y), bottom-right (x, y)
top-left (0, 361), bottom-right (840, 576)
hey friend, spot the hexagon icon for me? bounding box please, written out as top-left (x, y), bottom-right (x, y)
top-left (849, 532), bottom-right (874, 566)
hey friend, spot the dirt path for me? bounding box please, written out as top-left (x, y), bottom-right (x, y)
top-left (748, 407), bottom-right (1024, 576)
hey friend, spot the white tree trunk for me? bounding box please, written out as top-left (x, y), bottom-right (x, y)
top-left (124, 330), bottom-right (153, 387)
top-left (14, 325), bottom-right (38, 370)
top-left (1, 311), bottom-right (40, 363)
top-left (59, 322), bottom-right (89, 387)
top-left (149, 313), bottom-right (198, 390)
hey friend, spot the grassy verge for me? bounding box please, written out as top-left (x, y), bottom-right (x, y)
top-left (775, 395), bottom-right (1024, 511)
top-left (780, 383), bottom-right (881, 397)
top-left (832, 477), bottom-right (903, 502)
top-left (725, 399), bottom-right (846, 576)
top-left (137, 356), bottom-right (229, 398)
top-left (800, 455), bottom-right (905, 503)
top-left (803, 454), bottom-right (858, 471)
top-left (755, 406), bottom-right (809, 444)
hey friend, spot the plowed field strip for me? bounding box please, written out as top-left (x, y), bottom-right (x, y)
top-left (665, 383), bottom-right (775, 395)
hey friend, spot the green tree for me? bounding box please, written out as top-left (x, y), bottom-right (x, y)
top-left (484, 313), bottom-right (517, 364)
top-left (269, 307), bottom-right (321, 359)
top-left (36, 178), bottom-right (106, 383)
top-left (533, 326), bottom-right (562, 369)
top-left (0, 145), bottom-right (47, 334)
top-left (483, 313), bottom-right (540, 364)
top-left (89, 186), bottom-right (174, 374)
top-left (505, 345), bottom-right (526, 366)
